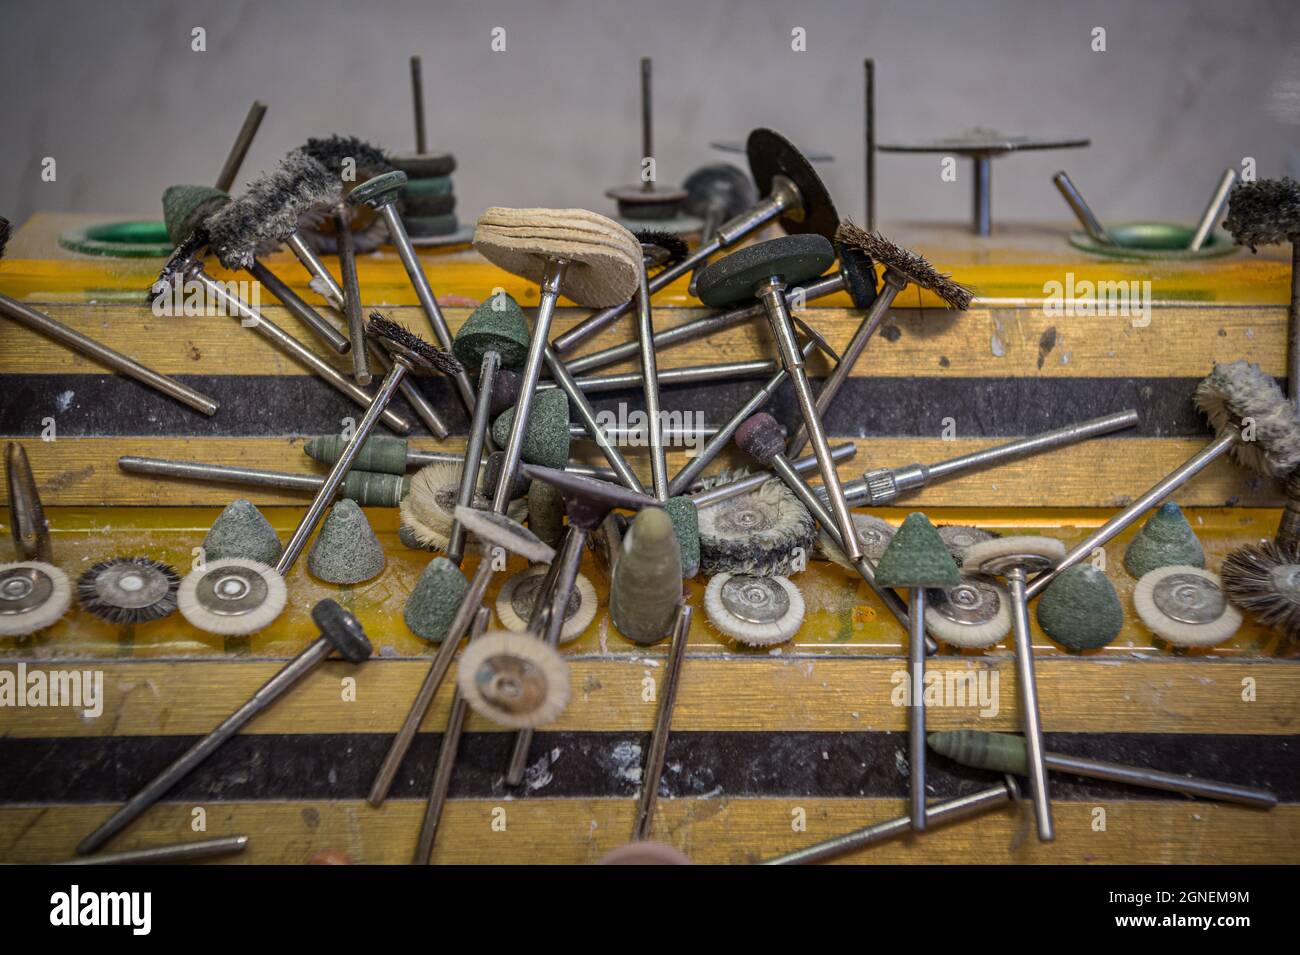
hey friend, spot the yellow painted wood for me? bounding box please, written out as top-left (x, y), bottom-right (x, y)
top-left (2, 800), bottom-right (1294, 864)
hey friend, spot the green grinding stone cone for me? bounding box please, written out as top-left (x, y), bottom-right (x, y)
top-left (202, 498), bottom-right (282, 565)
top-left (304, 434), bottom-right (409, 476)
top-left (527, 478), bottom-right (566, 550)
top-left (1123, 502), bottom-right (1205, 578)
top-left (453, 292), bottom-right (532, 370)
top-left (162, 184), bottom-right (229, 245)
top-left (404, 556), bottom-right (469, 642)
top-left (874, 512), bottom-right (961, 588)
top-left (307, 499), bottom-right (385, 584)
top-left (491, 389), bottom-right (571, 470)
top-left (1035, 564), bottom-right (1123, 649)
top-left (610, 508), bottom-right (683, 646)
top-left (665, 496), bottom-right (700, 579)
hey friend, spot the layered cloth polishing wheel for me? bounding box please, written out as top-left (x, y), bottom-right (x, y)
top-left (402, 175), bottom-right (454, 199)
top-left (400, 191), bottom-right (456, 217)
top-left (456, 629), bottom-right (570, 728)
top-left (76, 557), bottom-right (180, 624)
top-left (704, 573), bottom-right (805, 647)
top-left (1133, 565), bottom-right (1242, 647)
top-left (495, 566), bottom-right (597, 643)
top-left (695, 234), bottom-right (836, 309)
top-left (698, 478), bottom-right (816, 576)
top-left (1035, 564), bottom-right (1123, 650)
top-left (924, 573), bottom-right (1012, 649)
top-left (405, 213), bottom-right (460, 238)
top-left (0, 562), bottom-right (71, 636)
top-left (178, 558), bottom-right (287, 636)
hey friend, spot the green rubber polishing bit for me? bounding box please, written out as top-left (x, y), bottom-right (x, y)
top-left (1035, 563), bottom-right (1123, 649)
top-left (527, 478), bottom-right (566, 550)
top-left (610, 507), bottom-right (683, 645)
top-left (404, 556), bottom-right (469, 642)
top-left (340, 470), bottom-right (410, 508)
top-left (162, 184), bottom-right (230, 245)
top-left (664, 496), bottom-right (700, 579)
top-left (874, 512), bottom-right (961, 588)
top-left (452, 292), bottom-right (532, 371)
top-left (1123, 502), bottom-right (1205, 578)
top-left (203, 498), bottom-right (282, 565)
top-left (928, 730), bottom-right (1028, 775)
top-left (491, 389), bottom-right (572, 470)
top-left (307, 499), bottom-right (385, 584)
top-left (305, 434), bottom-right (409, 476)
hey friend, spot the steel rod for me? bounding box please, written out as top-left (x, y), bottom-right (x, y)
top-left (1188, 168), bottom-right (1236, 251)
top-left (245, 259), bottom-right (351, 354)
top-left (636, 265), bottom-right (668, 499)
top-left (1052, 170), bottom-right (1111, 244)
top-left (1007, 568), bottom-right (1053, 842)
top-left (447, 352), bottom-right (499, 564)
top-left (633, 604), bottom-right (692, 841)
top-left (687, 443), bottom-right (856, 508)
top-left (545, 346), bottom-right (646, 493)
top-left (909, 587), bottom-right (927, 831)
top-left (214, 100), bottom-right (266, 193)
top-left (334, 208), bottom-right (372, 384)
top-left (59, 835), bottom-right (250, 865)
top-left (410, 55), bottom-right (427, 154)
top-left (1044, 751), bottom-right (1276, 808)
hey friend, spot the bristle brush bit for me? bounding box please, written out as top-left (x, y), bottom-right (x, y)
top-left (1220, 540), bottom-right (1300, 638)
top-left (635, 229), bottom-right (690, 271)
top-left (77, 557), bottom-right (180, 625)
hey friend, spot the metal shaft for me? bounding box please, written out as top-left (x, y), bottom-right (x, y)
top-left (864, 59), bottom-right (875, 231)
top-left (1290, 243), bottom-right (1300, 408)
top-left (633, 603), bottom-right (692, 841)
top-left (371, 560), bottom-right (496, 808)
top-left (757, 279), bottom-right (861, 561)
top-left (1043, 751), bottom-right (1276, 809)
top-left (334, 208), bottom-right (372, 384)
top-left (1188, 168), bottom-right (1236, 251)
top-left (973, 155), bottom-right (992, 236)
top-left (59, 835), bottom-right (250, 865)
top-left (787, 270), bottom-right (904, 456)
top-left (1025, 431), bottom-right (1235, 599)
top-left (6, 441), bottom-right (51, 563)
top-left (277, 361), bottom-right (410, 574)
top-left (447, 352), bottom-right (499, 564)
top-left (0, 292), bottom-right (218, 416)
top-left (545, 345), bottom-right (646, 493)
top-left (414, 606), bottom-right (491, 864)
top-left (543, 358), bottom-right (778, 395)
top-left (410, 55), bottom-right (427, 154)
top-left (640, 57), bottom-right (653, 191)
top-left (668, 339), bottom-right (815, 496)
top-left (286, 231), bottom-right (346, 307)
top-left (494, 260), bottom-right (567, 512)
top-left (78, 636), bottom-right (336, 855)
top-left (565, 273), bottom-right (843, 376)
top-left (636, 264), bottom-right (668, 499)
top-left (378, 202), bottom-right (478, 415)
top-left (401, 446), bottom-right (618, 483)
top-left (245, 259), bottom-right (351, 354)
top-left (687, 443), bottom-right (856, 508)
top-left (1006, 567), bottom-right (1053, 842)
top-left (117, 455), bottom-right (405, 505)
top-left (761, 779), bottom-right (1014, 865)
top-left (909, 586), bottom-right (927, 831)
top-left (571, 423), bottom-right (716, 443)
top-left (1052, 171), bottom-right (1111, 244)
top-left (214, 100), bottom-right (266, 193)
top-left (370, 345), bottom-right (452, 440)
top-left (193, 269), bottom-right (410, 433)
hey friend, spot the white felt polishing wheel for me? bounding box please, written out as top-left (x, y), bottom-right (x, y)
top-left (924, 573), bottom-right (1012, 648)
top-left (703, 573), bottom-right (805, 647)
top-left (177, 558), bottom-right (287, 636)
top-left (495, 566), bottom-right (597, 644)
top-left (1133, 565), bottom-right (1243, 647)
top-left (817, 514), bottom-right (896, 566)
top-left (456, 629), bottom-right (571, 728)
top-left (963, 535), bottom-right (1067, 574)
top-left (0, 561), bottom-right (71, 636)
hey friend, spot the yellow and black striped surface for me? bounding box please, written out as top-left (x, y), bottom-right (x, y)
top-left (0, 213), bottom-right (1296, 864)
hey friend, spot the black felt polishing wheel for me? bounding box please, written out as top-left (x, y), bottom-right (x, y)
top-left (696, 234), bottom-right (836, 308)
top-left (390, 152), bottom-right (457, 178)
top-left (404, 213), bottom-right (460, 237)
top-left (400, 192), bottom-right (457, 217)
top-left (746, 128), bottom-right (840, 241)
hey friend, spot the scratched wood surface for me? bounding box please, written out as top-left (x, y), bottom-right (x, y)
top-left (0, 213), bottom-right (1297, 865)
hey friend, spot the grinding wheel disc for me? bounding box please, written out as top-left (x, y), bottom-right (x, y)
top-left (76, 556), bottom-right (180, 625)
top-left (402, 175), bottom-right (454, 199)
top-left (695, 234), bottom-right (836, 308)
top-left (704, 573), bottom-right (805, 647)
top-left (924, 573), bottom-right (1012, 648)
top-left (177, 558), bottom-right (287, 636)
top-left (1133, 565), bottom-right (1242, 648)
top-left (390, 152), bottom-right (456, 178)
top-left (745, 128), bottom-right (840, 241)
top-left (495, 565), bottom-right (597, 643)
top-left (0, 561), bottom-right (71, 636)
top-left (457, 629), bottom-right (570, 728)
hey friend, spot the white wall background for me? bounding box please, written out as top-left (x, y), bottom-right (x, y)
top-left (2, 0), bottom-right (1298, 230)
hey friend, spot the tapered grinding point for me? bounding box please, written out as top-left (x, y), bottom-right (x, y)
top-left (734, 412), bottom-right (787, 467)
top-left (339, 470), bottom-right (410, 508)
top-left (527, 479), bottom-right (566, 550)
top-left (1035, 564), bottom-right (1123, 650)
top-left (664, 496), bottom-right (700, 579)
top-left (305, 434), bottom-right (409, 476)
top-left (1122, 502), bottom-right (1205, 578)
top-left (929, 730), bottom-right (1029, 775)
top-left (203, 499), bottom-right (283, 565)
top-left (491, 389), bottom-right (572, 469)
top-left (404, 557), bottom-right (470, 642)
top-left (307, 500), bottom-right (385, 584)
top-left (610, 508), bottom-right (683, 645)
top-left (162, 185), bottom-right (230, 245)
top-left (874, 513), bottom-right (961, 588)
top-left (452, 293), bottom-right (531, 370)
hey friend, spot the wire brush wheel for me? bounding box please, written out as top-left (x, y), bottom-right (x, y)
top-left (456, 629), bottom-right (570, 728)
top-left (177, 558), bottom-right (287, 636)
top-left (0, 561), bottom-right (71, 636)
top-left (1133, 565), bottom-right (1242, 648)
top-left (698, 478), bottom-right (816, 576)
top-left (77, 556), bottom-right (180, 624)
top-left (495, 565), bottom-right (597, 643)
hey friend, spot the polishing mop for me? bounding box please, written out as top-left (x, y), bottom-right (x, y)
top-left (0, 561), bottom-right (71, 637)
top-left (1133, 565), bottom-right (1242, 648)
top-left (1221, 540), bottom-right (1300, 639)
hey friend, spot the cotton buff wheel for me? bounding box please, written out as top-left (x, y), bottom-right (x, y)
top-left (76, 556), bottom-right (180, 624)
top-left (0, 562), bottom-right (71, 636)
top-left (177, 558), bottom-right (288, 636)
top-left (704, 572), bottom-right (805, 647)
top-left (923, 573), bottom-right (1012, 648)
top-left (1133, 565), bottom-right (1242, 648)
top-left (456, 629), bottom-right (570, 728)
top-left (495, 566), bottom-right (597, 643)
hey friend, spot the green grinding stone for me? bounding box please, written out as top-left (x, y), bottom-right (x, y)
top-left (304, 434), bottom-right (409, 476)
top-left (452, 292), bottom-right (532, 370)
top-left (340, 471), bottom-right (410, 508)
top-left (162, 184), bottom-right (230, 245)
top-left (404, 556), bottom-right (469, 642)
top-left (1035, 564), bottom-right (1123, 650)
top-left (202, 498), bottom-right (282, 565)
top-left (307, 499), bottom-right (385, 584)
top-left (1123, 502), bottom-right (1205, 578)
top-left (491, 389), bottom-right (571, 469)
top-left (399, 192), bottom-right (456, 217)
top-left (928, 730), bottom-right (1027, 775)
top-left (402, 176), bottom-right (453, 198)
top-left (404, 213), bottom-right (459, 237)
top-left (874, 512), bottom-right (961, 588)
top-left (609, 508), bottom-right (683, 646)
top-left (527, 478), bottom-right (566, 550)
top-left (664, 496), bottom-right (700, 579)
